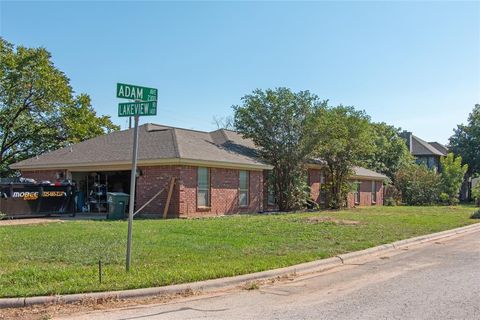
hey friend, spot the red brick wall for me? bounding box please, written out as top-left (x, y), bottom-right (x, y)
top-left (306, 168), bottom-right (383, 208)
top-left (21, 170), bottom-right (67, 183)
top-left (308, 169), bottom-right (321, 203)
top-left (178, 166), bottom-right (263, 218)
top-left (135, 165), bottom-right (264, 218)
top-left (347, 179), bottom-right (384, 207)
top-left (135, 166), bottom-right (181, 217)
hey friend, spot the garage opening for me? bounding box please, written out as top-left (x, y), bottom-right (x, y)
top-left (71, 171), bottom-right (131, 213)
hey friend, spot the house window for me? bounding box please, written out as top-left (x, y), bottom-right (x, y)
top-left (320, 172), bottom-right (326, 184)
top-left (197, 167), bottom-right (210, 207)
top-left (239, 170), bottom-right (249, 207)
top-left (267, 171), bottom-right (276, 206)
top-left (319, 171), bottom-right (327, 204)
top-left (371, 181), bottom-right (377, 204)
top-left (319, 185), bottom-right (327, 204)
top-left (354, 181), bottom-right (361, 204)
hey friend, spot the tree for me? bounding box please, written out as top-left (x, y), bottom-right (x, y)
top-left (395, 163), bottom-right (441, 205)
top-left (308, 106), bottom-right (374, 209)
top-left (362, 122), bottom-right (413, 182)
top-left (439, 153), bottom-right (468, 205)
top-left (472, 180), bottom-right (480, 206)
top-left (61, 94), bottom-right (118, 143)
top-left (233, 88), bottom-right (325, 211)
top-left (212, 115), bottom-right (234, 130)
top-left (449, 104), bottom-right (480, 177)
top-left (0, 38), bottom-right (119, 176)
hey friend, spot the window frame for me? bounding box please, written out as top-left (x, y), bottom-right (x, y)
top-left (196, 167), bottom-right (211, 208)
top-left (371, 180), bottom-right (377, 204)
top-left (267, 171), bottom-right (276, 206)
top-left (319, 184), bottom-right (327, 204)
top-left (238, 170), bottom-right (249, 207)
top-left (320, 171), bottom-right (326, 184)
top-left (354, 181), bottom-right (361, 205)
top-left (319, 171), bottom-right (327, 204)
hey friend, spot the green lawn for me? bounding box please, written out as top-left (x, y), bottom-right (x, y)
top-left (0, 205), bottom-right (477, 298)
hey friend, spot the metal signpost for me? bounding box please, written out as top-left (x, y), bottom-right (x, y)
top-left (117, 83), bottom-right (157, 272)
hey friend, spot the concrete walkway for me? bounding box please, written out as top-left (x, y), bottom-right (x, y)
top-left (59, 230), bottom-right (480, 320)
top-left (0, 214), bottom-right (106, 226)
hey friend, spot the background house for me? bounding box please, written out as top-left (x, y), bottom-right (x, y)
top-left (400, 131), bottom-right (448, 171)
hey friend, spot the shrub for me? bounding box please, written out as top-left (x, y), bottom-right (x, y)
top-left (472, 181), bottom-right (480, 206)
top-left (470, 209), bottom-right (480, 219)
top-left (384, 197), bottom-right (396, 206)
top-left (384, 184), bottom-right (401, 206)
top-left (440, 153), bottom-right (468, 205)
top-left (0, 211), bottom-right (6, 220)
top-left (395, 163), bottom-right (441, 205)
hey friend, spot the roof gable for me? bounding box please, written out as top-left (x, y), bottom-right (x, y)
top-left (428, 142), bottom-right (448, 156)
top-left (411, 135), bottom-right (445, 156)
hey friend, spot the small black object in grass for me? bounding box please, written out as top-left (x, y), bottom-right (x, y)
top-left (99, 260), bottom-right (102, 284)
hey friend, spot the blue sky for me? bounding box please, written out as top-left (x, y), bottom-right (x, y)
top-left (1, 1), bottom-right (479, 144)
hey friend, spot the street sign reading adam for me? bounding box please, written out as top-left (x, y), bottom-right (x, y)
top-left (117, 83), bottom-right (158, 102)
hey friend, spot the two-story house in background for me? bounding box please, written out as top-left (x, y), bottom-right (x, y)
top-left (400, 131), bottom-right (448, 172)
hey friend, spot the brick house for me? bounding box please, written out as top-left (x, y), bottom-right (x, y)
top-left (11, 124), bottom-right (387, 217)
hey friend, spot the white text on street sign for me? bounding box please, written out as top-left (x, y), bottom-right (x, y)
top-left (118, 101), bottom-right (157, 117)
top-left (117, 83), bottom-right (158, 101)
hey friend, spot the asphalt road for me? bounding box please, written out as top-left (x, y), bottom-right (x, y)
top-left (60, 230), bottom-right (480, 320)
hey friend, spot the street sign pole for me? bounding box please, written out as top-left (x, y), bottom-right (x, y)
top-left (126, 114), bottom-right (139, 272)
top-left (117, 82), bottom-right (157, 272)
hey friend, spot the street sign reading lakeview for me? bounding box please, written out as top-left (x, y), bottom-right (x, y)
top-left (118, 101), bottom-right (157, 117)
top-left (116, 82), bottom-right (159, 271)
top-left (117, 83), bottom-right (158, 102)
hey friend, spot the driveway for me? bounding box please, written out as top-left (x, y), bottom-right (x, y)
top-left (57, 229), bottom-right (480, 320)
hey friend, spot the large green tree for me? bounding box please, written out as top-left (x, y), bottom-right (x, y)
top-left (233, 88), bottom-right (325, 211)
top-left (362, 122), bottom-right (413, 182)
top-left (0, 38), bottom-right (118, 176)
top-left (308, 106), bottom-right (374, 209)
top-left (61, 94), bottom-right (118, 144)
top-left (449, 104), bottom-right (480, 176)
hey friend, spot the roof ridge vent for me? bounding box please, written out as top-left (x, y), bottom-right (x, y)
top-left (146, 123), bottom-right (171, 132)
top-left (210, 129), bottom-right (232, 145)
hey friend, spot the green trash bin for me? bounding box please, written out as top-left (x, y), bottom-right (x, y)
top-left (107, 192), bottom-right (129, 220)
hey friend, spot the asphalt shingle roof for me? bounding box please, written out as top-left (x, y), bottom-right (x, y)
top-left (11, 124), bottom-right (268, 169)
top-left (411, 135), bottom-right (445, 156)
top-left (11, 123), bottom-right (387, 180)
top-left (353, 166), bottom-right (388, 180)
top-left (428, 142), bottom-right (448, 156)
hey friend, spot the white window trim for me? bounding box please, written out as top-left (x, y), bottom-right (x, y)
top-left (239, 170), bottom-right (249, 207)
top-left (197, 167), bottom-right (210, 208)
top-left (354, 181), bottom-right (361, 205)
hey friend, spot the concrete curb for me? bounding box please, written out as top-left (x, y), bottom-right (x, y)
top-left (2, 222), bottom-right (479, 309)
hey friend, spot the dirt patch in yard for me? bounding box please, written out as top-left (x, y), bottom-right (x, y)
top-left (304, 217), bottom-right (363, 226)
top-left (0, 218), bottom-right (65, 227)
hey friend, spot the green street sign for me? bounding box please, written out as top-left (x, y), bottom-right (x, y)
top-left (118, 101), bottom-right (157, 117)
top-left (117, 83), bottom-right (158, 102)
